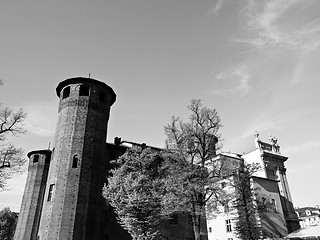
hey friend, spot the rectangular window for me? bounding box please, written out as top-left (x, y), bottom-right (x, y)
top-left (226, 219), bottom-right (232, 232)
top-left (47, 184), bottom-right (55, 201)
top-left (208, 227), bottom-right (212, 233)
top-left (169, 213), bottom-right (178, 225)
top-left (224, 201), bottom-right (230, 213)
top-left (79, 85), bottom-right (90, 96)
top-left (33, 155), bottom-right (39, 163)
top-left (62, 86), bottom-right (70, 99)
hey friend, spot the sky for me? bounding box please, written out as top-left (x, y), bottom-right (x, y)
top-left (0, 0), bottom-right (319, 211)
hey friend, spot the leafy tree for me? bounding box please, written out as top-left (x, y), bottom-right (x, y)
top-left (162, 99), bottom-right (223, 240)
top-left (0, 207), bottom-right (18, 240)
top-left (0, 80), bottom-right (27, 190)
top-left (103, 147), bottom-right (164, 240)
top-left (232, 163), bottom-right (262, 240)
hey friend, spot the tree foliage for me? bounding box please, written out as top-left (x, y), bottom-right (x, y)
top-left (0, 81), bottom-right (27, 190)
top-left (162, 99), bottom-right (223, 240)
top-left (103, 147), bottom-right (164, 240)
top-left (0, 207), bottom-right (18, 240)
top-left (232, 163), bottom-right (262, 240)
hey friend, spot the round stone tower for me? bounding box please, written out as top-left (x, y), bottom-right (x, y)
top-left (38, 77), bottom-right (116, 240)
top-left (14, 150), bottom-right (51, 240)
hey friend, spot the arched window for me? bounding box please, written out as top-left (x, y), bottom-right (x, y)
top-left (79, 85), bottom-right (90, 96)
top-left (72, 155), bottom-right (79, 168)
top-left (62, 86), bottom-right (70, 99)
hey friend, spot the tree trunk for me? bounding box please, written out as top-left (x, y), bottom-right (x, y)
top-left (192, 215), bottom-right (201, 240)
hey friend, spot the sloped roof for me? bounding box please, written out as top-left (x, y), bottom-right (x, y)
top-left (285, 225), bottom-right (320, 239)
top-left (296, 208), bottom-right (320, 218)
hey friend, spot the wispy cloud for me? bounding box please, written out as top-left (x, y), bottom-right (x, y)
top-left (240, 120), bottom-right (280, 140)
top-left (239, 0), bottom-right (320, 51)
top-left (284, 140), bottom-right (320, 155)
top-left (210, 0), bottom-right (225, 17)
top-left (212, 68), bottom-right (251, 97)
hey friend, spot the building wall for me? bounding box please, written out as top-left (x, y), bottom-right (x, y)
top-left (252, 176), bottom-right (288, 238)
top-left (242, 150), bottom-right (266, 179)
top-left (207, 211), bottom-right (237, 240)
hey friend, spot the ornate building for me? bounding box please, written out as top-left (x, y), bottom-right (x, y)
top-left (207, 133), bottom-right (300, 240)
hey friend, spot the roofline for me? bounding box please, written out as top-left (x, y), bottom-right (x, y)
top-left (56, 77), bottom-right (116, 105)
top-left (27, 149), bottom-right (52, 158)
top-left (217, 152), bottom-right (243, 160)
top-left (262, 151), bottom-right (288, 161)
top-left (251, 175), bottom-right (280, 183)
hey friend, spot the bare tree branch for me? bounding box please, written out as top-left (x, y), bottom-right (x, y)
top-left (0, 82), bottom-right (27, 190)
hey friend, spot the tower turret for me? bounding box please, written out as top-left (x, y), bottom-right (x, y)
top-left (14, 150), bottom-right (51, 240)
top-left (38, 77), bottom-right (116, 240)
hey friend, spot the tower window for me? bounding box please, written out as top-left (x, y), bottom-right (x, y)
top-left (33, 155), bottom-right (39, 163)
top-left (79, 85), bottom-right (90, 96)
top-left (72, 155), bottom-right (79, 168)
top-left (62, 86), bottom-right (70, 99)
top-left (45, 154), bottom-right (51, 164)
top-left (47, 184), bottom-right (55, 201)
top-left (99, 91), bottom-right (106, 102)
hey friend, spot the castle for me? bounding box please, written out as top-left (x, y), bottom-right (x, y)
top-left (14, 77), bottom-right (130, 240)
top-left (14, 77), bottom-right (196, 240)
top-left (13, 77), bottom-right (299, 240)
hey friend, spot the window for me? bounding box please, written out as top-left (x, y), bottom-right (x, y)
top-left (99, 91), bottom-right (106, 102)
top-left (226, 219), bottom-right (232, 232)
top-left (208, 227), bottom-right (212, 233)
top-left (224, 201), bottom-right (230, 213)
top-left (271, 199), bottom-right (277, 212)
top-left (47, 184), bottom-right (55, 201)
top-left (45, 154), bottom-right (51, 164)
top-left (72, 155), bottom-right (79, 168)
top-left (79, 85), bottom-right (90, 96)
top-left (33, 155), bottom-right (39, 163)
top-left (169, 213), bottom-right (178, 225)
top-left (62, 86), bottom-right (70, 99)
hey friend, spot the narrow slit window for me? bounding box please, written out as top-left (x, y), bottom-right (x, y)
top-left (47, 184), bottom-right (55, 201)
top-left (72, 155), bottom-right (79, 168)
top-left (79, 85), bottom-right (90, 96)
top-left (62, 86), bottom-right (70, 99)
top-left (33, 155), bottom-right (39, 163)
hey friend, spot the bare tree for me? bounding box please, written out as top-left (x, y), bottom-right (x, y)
top-left (0, 82), bottom-right (27, 190)
top-left (162, 99), bottom-right (223, 240)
